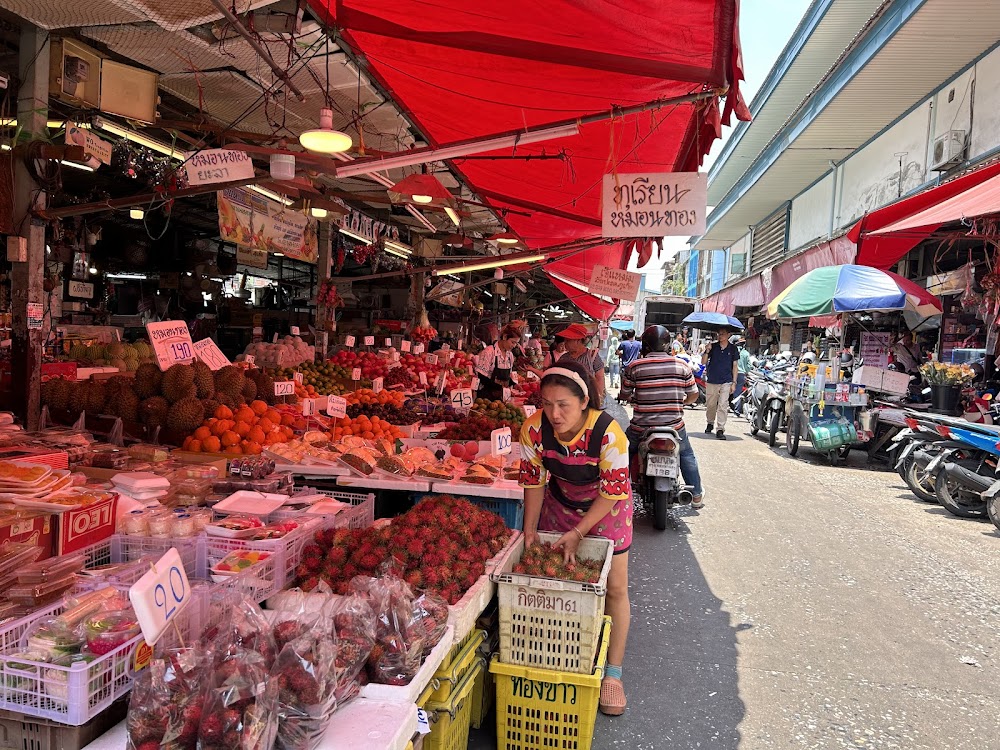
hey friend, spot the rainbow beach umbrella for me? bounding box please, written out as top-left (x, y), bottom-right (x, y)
top-left (767, 265), bottom-right (942, 328)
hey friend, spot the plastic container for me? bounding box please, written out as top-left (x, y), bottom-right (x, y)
top-left (490, 617), bottom-right (611, 750)
top-left (83, 610), bottom-right (140, 656)
top-left (170, 514), bottom-right (196, 537)
top-left (422, 658), bottom-right (480, 750)
top-left (469, 631), bottom-right (498, 730)
top-left (427, 629), bottom-right (485, 704)
top-left (172, 463), bottom-right (219, 480)
top-left (110, 472), bottom-right (170, 493)
top-left (272, 488), bottom-right (375, 530)
top-left (0, 544), bottom-right (45, 581)
top-left (146, 513), bottom-right (173, 538)
top-left (118, 510), bottom-right (149, 535)
top-left (127, 444), bottom-right (169, 462)
top-left (6, 578), bottom-right (78, 606)
top-left (18, 554), bottom-right (86, 584)
top-left (491, 532), bottom-right (613, 674)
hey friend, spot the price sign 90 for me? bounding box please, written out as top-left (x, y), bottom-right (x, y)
top-left (129, 548), bottom-right (191, 646)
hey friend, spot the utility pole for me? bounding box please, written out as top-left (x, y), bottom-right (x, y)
top-left (10, 27), bottom-right (49, 430)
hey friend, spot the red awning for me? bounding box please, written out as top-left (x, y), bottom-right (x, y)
top-left (309, 0), bottom-right (748, 317)
top-left (849, 161), bottom-right (1000, 269)
top-left (700, 274), bottom-right (765, 315)
top-left (761, 235), bottom-right (856, 300)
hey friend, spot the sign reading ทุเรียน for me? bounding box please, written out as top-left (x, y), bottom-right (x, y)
top-left (602, 172), bottom-right (707, 237)
top-left (146, 321), bottom-right (195, 371)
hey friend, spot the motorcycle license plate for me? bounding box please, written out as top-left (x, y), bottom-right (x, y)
top-left (646, 454), bottom-right (678, 478)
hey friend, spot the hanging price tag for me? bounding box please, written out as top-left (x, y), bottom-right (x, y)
top-left (351, 367), bottom-right (362, 381)
top-left (274, 381), bottom-right (295, 397)
top-left (245, 355), bottom-right (255, 365)
top-left (451, 388), bottom-right (474, 411)
top-left (293, 372), bottom-right (304, 385)
top-left (401, 340), bottom-right (411, 353)
top-left (301, 398), bottom-right (316, 417)
top-left (524, 404), bottom-right (537, 417)
top-left (364, 336), bottom-right (375, 346)
top-left (503, 387), bottom-right (512, 401)
top-left (458, 340), bottom-right (463, 350)
top-left (419, 371), bottom-right (428, 387)
top-left (345, 335), bottom-right (356, 347)
top-left (290, 326), bottom-right (300, 336)
top-left (129, 548), bottom-right (192, 646)
top-left (491, 426), bottom-right (513, 457)
top-left (372, 377), bottom-right (384, 394)
top-left (384, 338), bottom-right (392, 347)
top-left (425, 354), bottom-right (438, 365)
top-left (437, 371), bottom-right (447, 395)
top-left (416, 709), bottom-right (431, 735)
top-left (472, 376), bottom-right (480, 390)
top-left (326, 396), bottom-right (347, 418)
top-left (392, 351), bottom-right (400, 362)
top-left (414, 343), bottom-right (425, 355)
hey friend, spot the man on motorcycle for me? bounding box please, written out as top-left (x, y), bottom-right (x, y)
top-left (620, 325), bottom-right (705, 509)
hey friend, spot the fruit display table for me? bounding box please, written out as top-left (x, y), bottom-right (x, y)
top-left (336, 475), bottom-right (432, 492)
top-left (430, 480), bottom-right (523, 500)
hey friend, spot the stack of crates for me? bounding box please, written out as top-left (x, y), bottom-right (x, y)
top-left (488, 532), bottom-right (615, 750)
top-left (416, 629), bottom-right (487, 750)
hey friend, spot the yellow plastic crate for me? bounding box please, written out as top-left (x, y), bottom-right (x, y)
top-left (428, 629), bottom-right (486, 704)
top-left (490, 617), bottom-right (611, 750)
top-left (470, 632), bottom-right (498, 730)
top-left (423, 658), bottom-right (481, 750)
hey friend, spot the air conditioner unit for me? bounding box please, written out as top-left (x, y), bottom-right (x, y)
top-left (931, 130), bottom-right (966, 171)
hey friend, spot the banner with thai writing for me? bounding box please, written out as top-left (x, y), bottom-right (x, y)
top-left (218, 187), bottom-right (318, 263)
top-left (601, 172), bottom-right (707, 237)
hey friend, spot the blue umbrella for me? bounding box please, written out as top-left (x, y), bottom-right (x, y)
top-left (682, 311), bottom-right (745, 332)
top-left (609, 320), bottom-right (633, 331)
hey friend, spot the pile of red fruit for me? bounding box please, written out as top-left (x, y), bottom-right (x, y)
top-left (437, 413), bottom-right (519, 441)
top-left (410, 325), bottom-right (437, 343)
top-left (328, 350), bottom-right (390, 380)
top-left (297, 496), bottom-right (512, 604)
top-left (513, 541), bottom-right (603, 584)
top-left (449, 440), bottom-right (482, 461)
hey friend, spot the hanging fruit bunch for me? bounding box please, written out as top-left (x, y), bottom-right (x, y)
top-left (411, 308), bottom-right (437, 343)
top-left (353, 243), bottom-right (376, 265)
top-left (317, 279), bottom-right (345, 309)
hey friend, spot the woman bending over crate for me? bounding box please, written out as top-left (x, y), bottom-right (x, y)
top-left (518, 359), bottom-right (632, 716)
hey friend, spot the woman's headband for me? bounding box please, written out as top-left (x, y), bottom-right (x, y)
top-left (541, 367), bottom-right (590, 399)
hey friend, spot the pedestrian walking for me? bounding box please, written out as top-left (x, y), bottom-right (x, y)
top-left (607, 331), bottom-right (622, 388)
top-left (617, 329), bottom-right (643, 370)
top-left (733, 337), bottom-right (751, 411)
top-left (702, 327), bottom-right (740, 439)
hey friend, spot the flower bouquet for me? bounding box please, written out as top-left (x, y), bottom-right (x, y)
top-left (919, 361), bottom-right (976, 386)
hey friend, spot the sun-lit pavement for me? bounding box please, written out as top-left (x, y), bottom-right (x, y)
top-left (471, 404), bottom-right (1000, 749)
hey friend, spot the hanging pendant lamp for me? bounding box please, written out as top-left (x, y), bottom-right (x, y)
top-left (488, 231), bottom-right (520, 245)
top-left (299, 108), bottom-right (353, 154)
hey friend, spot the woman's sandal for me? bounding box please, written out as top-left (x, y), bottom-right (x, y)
top-left (599, 676), bottom-right (627, 716)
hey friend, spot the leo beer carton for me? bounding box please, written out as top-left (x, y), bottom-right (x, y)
top-left (53, 493), bottom-right (118, 556)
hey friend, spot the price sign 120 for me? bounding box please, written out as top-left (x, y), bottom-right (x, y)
top-left (274, 381), bottom-right (295, 397)
top-left (129, 548), bottom-right (191, 646)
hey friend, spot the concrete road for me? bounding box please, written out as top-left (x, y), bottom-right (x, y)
top-left (470, 406), bottom-right (1000, 749)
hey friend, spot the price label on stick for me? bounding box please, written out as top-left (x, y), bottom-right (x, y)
top-left (491, 426), bottom-right (513, 457)
top-left (414, 343), bottom-right (425, 355)
top-left (385, 338), bottom-right (392, 347)
top-left (364, 336), bottom-right (375, 346)
top-left (129, 548), bottom-right (192, 646)
top-left (524, 404), bottom-right (537, 417)
top-left (192, 338), bottom-right (231, 371)
top-left (437, 371), bottom-right (447, 395)
top-left (345, 335), bottom-right (356, 348)
top-left (326, 396), bottom-right (347, 419)
top-left (451, 388), bottom-right (474, 411)
top-left (274, 381), bottom-right (295, 397)
top-left (472, 376), bottom-right (480, 390)
top-left (293, 372), bottom-right (304, 385)
top-left (503, 387), bottom-right (512, 401)
top-left (351, 367), bottom-right (362, 381)
top-left (458, 339), bottom-right (463, 350)
top-left (244, 355), bottom-right (255, 366)
top-left (301, 398), bottom-right (316, 417)
top-left (426, 354), bottom-right (438, 365)
top-left (392, 351), bottom-right (400, 362)
top-left (419, 371), bottom-right (428, 387)
top-left (401, 340), bottom-right (411, 353)
top-left (372, 377), bottom-right (384, 394)
top-left (290, 326), bottom-right (300, 336)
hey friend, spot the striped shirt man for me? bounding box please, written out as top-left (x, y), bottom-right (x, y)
top-left (620, 352), bottom-right (697, 436)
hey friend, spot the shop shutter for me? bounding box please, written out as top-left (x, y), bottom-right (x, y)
top-left (749, 206), bottom-right (789, 275)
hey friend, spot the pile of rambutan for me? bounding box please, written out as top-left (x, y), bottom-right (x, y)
top-left (296, 496), bottom-right (512, 605)
top-left (512, 541), bottom-right (603, 584)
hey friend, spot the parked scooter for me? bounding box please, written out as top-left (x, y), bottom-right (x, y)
top-left (931, 422), bottom-right (996, 519)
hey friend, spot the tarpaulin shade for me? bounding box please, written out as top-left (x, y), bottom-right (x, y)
top-left (700, 274), bottom-right (764, 315)
top-left (311, 0), bottom-right (747, 318)
top-left (873, 170), bottom-right (1000, 235)
top-left (547, 274), bottom-right (618, 321)
top-left (761, 235), bottom-right (857, 300)
top-left (849, 161), bottom-right (1000, 269)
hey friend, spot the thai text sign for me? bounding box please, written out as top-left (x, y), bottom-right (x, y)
top-left (146, 320), bottom-right (194, 370)
top-left (588, 265), bottom-right (642, 302)
top-left (185, 149), bottom-right (255, 186)
top-left (602, 172), bottom-right (707, 237)
top-left (218, 187), bottom-right (318, 263)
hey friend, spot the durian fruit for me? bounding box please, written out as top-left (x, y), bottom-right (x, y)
top-left (213, 365), bottom-right (244, 400)
top-left (44, 378), bottom-right (72, 411)
top-left (110, 389), bottom-right (140, 422)
top-left (166, 397), bottom-right (205, 434)
top-left (201, 399), bottom-right (221, 420)
top-left (109, 358), bottom-right (128, 371)
top-left (68, 382), bottom-right (88, 414)
top-left (106, 343), bottom-right (126, 359)
top-left (41, 379), bottom-right (59, 410)
top-left (69, 344), bottom-right (88, 362)
top-left (104, 375), bottom-right (131, 400)
top-left (191, 361), bottom-right (215, 399)
top-left (241, 377), bottom-right (257, 402)
top-left (133, 341), bottom-right (151, 359)
top-left (216, 392), bottom-right (240, 410)
top-left (84, 381), bottom-right (107, 414)
top-left (133, 363), bottom-right (163, 399)
top-left (139, 396), bottom-right (169, 428)
top-left (162, 364), bottom-right (196, 403)
top-left (248, 369), bottom-right (276, 405)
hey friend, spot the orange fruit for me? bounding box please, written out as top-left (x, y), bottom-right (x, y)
top-left (221, 430), bottom-right (241, 447)
top-left (188, 439), bottom-right (202, 453)
top-left (182, 436), bottom-right (192, 450)
top-left (224, 445), bottom-right (243, 455)
top-left (251, 400), bottom-right (268, 416)
top-left (202, 436), bottom-right (221, 453)
top-left (248, 426), bottom-right (266, 444)
top-left (234, 421), bottom-right (252, 437)
top-left (280, 413), bottom-right (295, 427)
top-left (212, 421), bottom-right (228, 437)
top-left (193, 426), bottom-right (211, 441)
top-left (258, 418), bottom-right (275, 434)
top-left (215, 405), bottom-right (233, 420)
top-left (264, 409), bottom-right (282, 425)
top-left (244, 441), bottom-right (262, 454)
top-left (235, 407), bottom-right (255, 424)
top-left (280, 426), bottom-right (293, 440)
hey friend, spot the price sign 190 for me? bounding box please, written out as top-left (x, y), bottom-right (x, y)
top-left (169, 341), bottom-right (193, 362)
top-left (491, 426), bottom-right (513, 457)
top-left (274, 381), bottom-right (295, 397)
top-left (364, 336), bottom-right (375, 346)
top-left (129, 548), bottom-right (191, 646)
top-left (326, 396), bottom-right (347, 419)
top-left (351, 367), bottom-right (362, 381)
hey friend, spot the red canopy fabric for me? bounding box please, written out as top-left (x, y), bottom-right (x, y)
top-left (700, 274), bottom-right (765, 315)
top-left (310, 0), bottom-right (748, 317)
top-left (849, 161), bottom-right (1000, 269)
top-left (872, 170), bottom-right (1000, 235)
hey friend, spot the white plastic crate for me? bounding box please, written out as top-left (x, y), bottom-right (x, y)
top-left (111, 534), bottom-right (204, 579)
top-left (203, 516), bottom-right (322, 588)
top-left (491, 532), bottom-right (614, 674)
top-left (273, 488), bottom-right (375, 530)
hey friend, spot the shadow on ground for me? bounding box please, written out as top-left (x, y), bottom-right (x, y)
top-left (469, 511), bottom-right (746, 749)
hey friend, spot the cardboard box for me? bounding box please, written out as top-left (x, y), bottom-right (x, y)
top-left (0, 511), bottom-right (53, 560)
top-left (53, 493), bottom-right (118, 555)
top-left (851, 366), bottom-right (884, 391)
top-left (880, 369), bottom-right (911, 396)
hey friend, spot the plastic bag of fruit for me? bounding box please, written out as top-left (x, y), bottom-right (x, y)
top-left (126, 645), bottom-right (213, 750)
top-left (267, 629), bottom-right (339, 750)
top-left (325, 594), bottom-right (376, 702)
top-left (347, 574), bottom-right (424, 685)
top-left (202, 592), bottom-right (277, 666)
top-left (408, 592), bottom-right (449, 657)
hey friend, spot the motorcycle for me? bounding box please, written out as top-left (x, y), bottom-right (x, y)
top-left (636, 426), bottom-right (694, 530)
top-left (932, 422), bottom-right (996, 519)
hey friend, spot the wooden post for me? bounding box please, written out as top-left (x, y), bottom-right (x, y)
top-left (11, 27), bottom-right (49, 430)
top-left (314, 222), bottom-right (332, 357)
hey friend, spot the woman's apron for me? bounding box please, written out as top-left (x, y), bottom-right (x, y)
top-left (479, 360), bottom-right (511, 401)
top-left (537, 412), bottom-right (633, 554)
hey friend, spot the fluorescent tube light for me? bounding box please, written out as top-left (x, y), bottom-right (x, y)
top-left (444, 206), bottom-right (460, 226)
top-left (92, 117), bottom-right (188, 160)
top-left (249, 185), bottom-right (293, 206)
top-left (433, 254), bottom-right (545, 275)
top-left (339, 227), bottom-right (371, 243)
top-left (384, 240), bottom-right (412, 255)
top-left (385, 247), bottom-right (411, 259)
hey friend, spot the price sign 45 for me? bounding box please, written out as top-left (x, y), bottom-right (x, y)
top-left (129, 548), bottom-right (192, 646)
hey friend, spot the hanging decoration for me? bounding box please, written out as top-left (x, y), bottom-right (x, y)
top-left (110, 141), bottom-right (178, 191)
top-left (352, 243), bottom-right (376, 265)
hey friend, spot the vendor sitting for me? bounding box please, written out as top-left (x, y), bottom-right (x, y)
top-left (474, 324), bottom-right (521, 400)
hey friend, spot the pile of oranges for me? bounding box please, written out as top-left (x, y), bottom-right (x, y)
top-left (181, 401), bottom-right (306, 455)
top-left (345, 389), bottom-right (405, 408)
top-left (330, 414), bottom-right (405, 443)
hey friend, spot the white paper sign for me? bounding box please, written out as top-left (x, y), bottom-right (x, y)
top-left (327, 396), bottom-right (347, 418)
top-left (274, 381), bottom-right (295, 397)
top-left (128, 548), bottom-right (192, 646)
top-left (351, 367), bottom-right (362, 381)
top-left (392, 351), bottom-right (400, 362)
top-left (426, 354), bottom-right (438, 365)
top-left (451, 389), bottom-right (474, 410)
top-left (290, 326), bottom-right (300, 336)
top-left (301, 398), bottom-right (316, 416)
top-left (192, 338), bottom-right (231, 371)
top-left (401, 340), bottom-right (412, 353)
top-left (524, 404), bottom-right (537, 417)
top-left (294, 372), bottom-right (304, 385)
top-left (68, 280), bottom-right (94, 299)
top-left (364, 336), bottom-right (375, 346)
top-left (419, 371), bottom-right (428, 387)
top-left (510, 372), bottom-right (520, 384)
top-left (503, 387), bottom-right (512, 401)
top-left (602, 172), bottom-right (707, 237)
top-left (588, 265), bottom-right (642, 302)
top-left (472, 376), bottom-right (480, 390)
top-left (414, 343), bottom-right (425, 354)
top-left (146, 320), bottom-right (195, 371)
top-left (372, 377), bottom-right (384, 393)
top-left (437, 370), bottom-right (447, 394)
top-left (491, 426), bottom-right (513, 457)
top-left (345, 335), bottom-right (356, 347)
top-left (245, 355), bottom-right (255, 365)
top-left (185, 148), bottom-right (255, 186)
top-left (384, 338), bottom-right (392, 347)
top-left (237, 246), bottom-right (268, 269)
